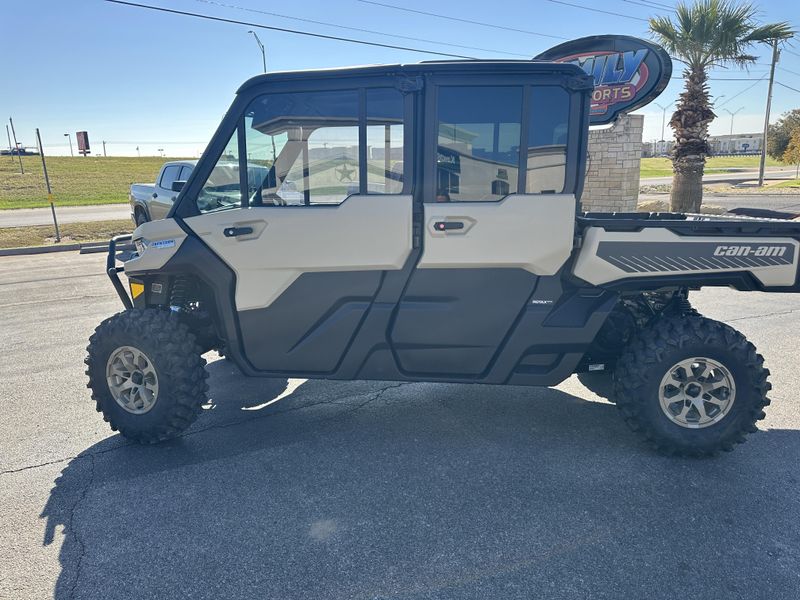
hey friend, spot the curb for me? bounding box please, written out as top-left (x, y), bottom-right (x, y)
top-left (0, 242), bottom-right (134, 257)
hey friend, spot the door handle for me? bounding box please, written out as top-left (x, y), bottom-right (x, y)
top-left (223, 226), bottom-right (254, 237)
top-left (152, 193), bottom-right (158, 199)
top-left (433, 221), bottom-right (465, 231)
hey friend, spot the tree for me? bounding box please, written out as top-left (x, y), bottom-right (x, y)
top-left (649, 1), bottom-right (793, 212)
top-left (783, 128), bottom-right (800, 178)
top-left (767, 108), bottom-right (800, 161)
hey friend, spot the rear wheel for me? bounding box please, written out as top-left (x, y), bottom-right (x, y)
top-left (85, 309), bottom-right (209, 443)
top-left (614, 316), bottom-right (770, 456)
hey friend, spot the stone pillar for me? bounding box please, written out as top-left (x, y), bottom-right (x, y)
top-left (581, 114), bottom-right (643, 213)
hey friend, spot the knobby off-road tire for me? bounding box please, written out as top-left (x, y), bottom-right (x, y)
top-left (577, 371), bottom-right (615, 403)
top-left (613, 316), bottom-right (770, 457)
top-left (85, 309), bottom-right (209, 443)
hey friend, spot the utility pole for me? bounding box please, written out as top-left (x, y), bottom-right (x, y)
top-left (5, 124), bottom-right (13, 160)
top-left (64, 133), bottom-right (74, 157)
top-left (759, 39), bottom-right (779, 187)
top-left (724, 107), bottom-right (744, 137)
top-left (103, 140), bottom-right (107, 157)
top-left (248, 30), bottom-right (267, 73)
top-left (36, 128), bottom-right (60, 242)
top-left (9, 118), bottom-right (23, 174)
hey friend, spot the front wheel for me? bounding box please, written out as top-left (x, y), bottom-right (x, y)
top-left (85, 309), bottom-right (209, 443)
top-left (614, 316), bottom-right (770, 456)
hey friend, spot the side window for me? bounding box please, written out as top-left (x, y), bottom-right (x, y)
top-left (436, 86), bottom-right (522, 202)
top-left (178, 165), bottom-right (193, 182)
top-left (244, 90), bottom-right (360, 206)
top-left (527, 87), bottom-right (570, 194)
top-left (197, 129), bottom-right (242, 214)
top-left (158, 165), bottom-right (181, 191)
top-left (366, 88), bottom-right (404, 194)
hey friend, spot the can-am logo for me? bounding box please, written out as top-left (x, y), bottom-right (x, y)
top-left (714, 245), bottom-right (787, 257)
top-left (535, 35), bottom-right (672, 126)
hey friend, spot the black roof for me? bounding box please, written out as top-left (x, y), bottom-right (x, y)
top-left (237, 60), bottom-right (588, 93)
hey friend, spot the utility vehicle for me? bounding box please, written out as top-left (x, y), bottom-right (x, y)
top-left (86, 61), bottom-right (800, 455)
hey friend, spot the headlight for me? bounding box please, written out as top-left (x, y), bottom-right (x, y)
top-left (134, 238), bottom-right (147, 255)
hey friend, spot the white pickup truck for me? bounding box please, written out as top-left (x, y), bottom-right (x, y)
top-left (129, 160), bottom-right (196, 225)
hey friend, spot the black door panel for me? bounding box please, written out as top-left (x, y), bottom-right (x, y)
top-left (239, 271), bottom-right (382, 373)
top-left (389, 269), bottom-right (538, 376)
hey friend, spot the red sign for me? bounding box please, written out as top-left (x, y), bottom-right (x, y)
top-left (76, 131), bottom-right (90, 155)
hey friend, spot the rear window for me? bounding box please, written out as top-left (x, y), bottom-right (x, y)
top-left (436, 86), bottom-right (522, 202)
top-left (527, 87), bottom-right (570, 194)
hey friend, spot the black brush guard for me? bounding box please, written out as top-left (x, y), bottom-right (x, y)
top-left (107, 234), bottom-right (133, 309)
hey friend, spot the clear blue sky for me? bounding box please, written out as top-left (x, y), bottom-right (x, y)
top-left (4, 0), bottom-right (800, 156)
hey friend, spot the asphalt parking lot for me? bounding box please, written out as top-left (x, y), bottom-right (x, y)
top-left (2, 252), bottom-right (800, 599)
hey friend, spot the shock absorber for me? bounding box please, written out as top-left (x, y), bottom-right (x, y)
top-left (169, 275), bottom-right (190, 312)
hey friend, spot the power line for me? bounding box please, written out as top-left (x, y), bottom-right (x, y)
top-left (620, 0), bottom-right (670, 13)
top-left (193, 0), bottom-right (530, 57)
top-left (100, 0), bottom-right (478, 59)
top-left (544, 0), bottom-right (649, 22)
top-left (775, 81), bottom-right (800, 94)
top-left (783, 48), bottom-right (800, 59)
top-left (717, 77), bottom-right (767, 108)
top-left (778, 66), bottom-right (800, 78)
top-left (356, 0), bottom-right (567, 40)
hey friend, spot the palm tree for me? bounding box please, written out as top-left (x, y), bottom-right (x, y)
top-left (649, 0), bottom-right (793, 212)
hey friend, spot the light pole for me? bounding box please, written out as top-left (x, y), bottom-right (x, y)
top-left (247, 30), bottom-right (266, 73)
top-left (64, 133), bottom-right (73, 157)
top-left (654, 102), bottom-right (671, 155)
top-left (724, 107), bottom-right (744, 136)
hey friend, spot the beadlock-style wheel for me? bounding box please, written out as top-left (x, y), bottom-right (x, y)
top-left (658, 357), bottom-right (736, 429)
top-left (106, 345), bottom-right (160, 414)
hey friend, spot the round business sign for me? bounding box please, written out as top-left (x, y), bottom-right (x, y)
top-left (535, 35), bottom-right (672, 126)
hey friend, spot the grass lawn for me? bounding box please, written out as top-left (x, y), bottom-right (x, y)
top-left (0, 156), bottom-right (190, 210)
top-left (0, 219), bottom-right (132, 249)
top-left (769, 178), bottom-right (800, 189)
top-left (640, 155), bottom-right (781, 178)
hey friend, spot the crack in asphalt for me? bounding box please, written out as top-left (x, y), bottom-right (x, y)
top-left (727, 307), bottom-right (800, 322)
top-left (0, 382), bottom-right (415, 477)
top-left (66, 453), bottom-right (95, 600)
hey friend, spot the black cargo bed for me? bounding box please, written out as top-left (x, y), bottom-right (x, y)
top-left (578, 212), bottom-right (800, 238)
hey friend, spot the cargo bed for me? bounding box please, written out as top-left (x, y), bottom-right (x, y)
top-left (574, 212), bottom-right (800, 292)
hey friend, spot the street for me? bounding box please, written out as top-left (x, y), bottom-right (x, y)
top-left (639, 193), bottom-right (800, 213)
top-left (0, 204), bottom-right (131, 229)
top-left (2, 252), bottom-right (800, 599)
top-left (640, 166), bottom-right (799, 186)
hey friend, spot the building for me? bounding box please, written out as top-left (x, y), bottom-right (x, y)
top-left (708, 133), bottom-right (762, 155)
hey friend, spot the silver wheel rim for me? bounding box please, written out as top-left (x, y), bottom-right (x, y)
top-left (659, 357), bottom-right (735, 429)
top-left (106, 346), bottom-right (159, 414)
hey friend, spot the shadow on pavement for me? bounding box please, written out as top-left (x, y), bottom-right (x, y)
top-left (42, 359), bottom-right (800, 599)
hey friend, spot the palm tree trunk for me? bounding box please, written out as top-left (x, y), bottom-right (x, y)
top-left (669, 67), bottom-right (714, 213)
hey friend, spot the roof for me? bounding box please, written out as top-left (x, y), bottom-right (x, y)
top-left (236, 60), bottom-right (588, 93)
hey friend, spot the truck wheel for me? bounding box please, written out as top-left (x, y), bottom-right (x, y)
top-left (135, 209), bottom-right (148, 226)
top-left (85, 309), bottom-right (209, 443)
top-left (577, 371), bottom-right (615, 402)
top-left (614, 316), bottom-right (770, 457)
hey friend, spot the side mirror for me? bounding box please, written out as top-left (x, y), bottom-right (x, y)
top-left (171, 180), bottom-right (186, 193)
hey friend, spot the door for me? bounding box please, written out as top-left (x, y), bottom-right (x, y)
top-left (151, 164), bottom-right (181, 220)
top-left (389, 81), bottom-right (579, 378)
top-left (184, 85), bottom-right (413, 375)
